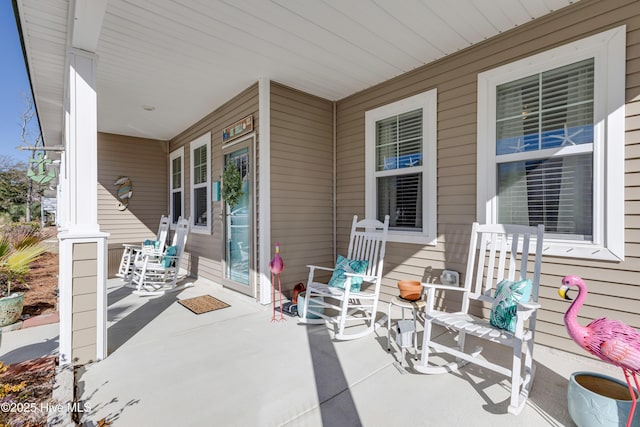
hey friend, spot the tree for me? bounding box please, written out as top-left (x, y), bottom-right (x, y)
top-left (19, 97), bottom-right (43, 222)
top-left (0, 156), bottom-right (31, 222)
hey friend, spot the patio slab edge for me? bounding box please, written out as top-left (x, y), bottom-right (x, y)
top-left (0, 312), bottom-right (59, 334)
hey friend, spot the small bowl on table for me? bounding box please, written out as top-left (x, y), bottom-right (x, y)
top-left (397, 280), bottom-right (422, 301)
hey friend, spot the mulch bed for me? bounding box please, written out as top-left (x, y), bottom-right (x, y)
top-left (14, 252), bottom-right (59, 318)
top-left (0, 356), bottom-right (57, 427)
top-left (0, 248), bottom-right (59, 427)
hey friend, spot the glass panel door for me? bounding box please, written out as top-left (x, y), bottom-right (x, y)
top-left (224, 147), bottom-right (251, 289)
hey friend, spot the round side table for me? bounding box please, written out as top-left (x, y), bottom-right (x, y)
top-left (387, 295), bottom-right (427, 360)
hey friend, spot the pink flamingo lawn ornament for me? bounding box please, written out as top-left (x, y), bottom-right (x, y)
top-left (270, 242), bottom-right (285, 321)
top-left (559, 275), bottom-right (640, 427)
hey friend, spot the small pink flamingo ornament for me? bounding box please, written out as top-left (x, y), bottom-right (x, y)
top-left (270, 242), bottom-right (285, 321)
top-left (559, 275), bottom-right (640, 427)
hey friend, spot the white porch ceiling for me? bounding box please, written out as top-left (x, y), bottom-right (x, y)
top-left (17, 0), bottom-right (578, 145)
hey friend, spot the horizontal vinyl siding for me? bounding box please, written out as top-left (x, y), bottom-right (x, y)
top-left (72, 242), bottom-right (97, 365)
top-left (169, 83), bottom-right (259, 287)
top-left (335, 0), bottom-right (640, 355)
top-left (270, 82), bottom-right (334, 295)
top-left (97, 133), bottom-right (168, 277)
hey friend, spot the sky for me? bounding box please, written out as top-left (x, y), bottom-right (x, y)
top-left (0, 0), bottom-right (38, 164)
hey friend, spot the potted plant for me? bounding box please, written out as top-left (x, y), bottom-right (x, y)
top-left (0, 227), bottom-right (47, 327)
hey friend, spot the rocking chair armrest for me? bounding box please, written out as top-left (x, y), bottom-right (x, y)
top-left (306, 265), bottom-right (335, 272)
top-left (513, 302), bottom-right (541, 336)
top-left (517, 301), bottom-right (541, 313)
top-left (306, 265), bottom-right (335, 283)
top-left (344, 272), bottom-right (375, 282)
top-left (421, 283), bottom-right (466, 292)
top-left (136, 250), bottom-right (164, 260)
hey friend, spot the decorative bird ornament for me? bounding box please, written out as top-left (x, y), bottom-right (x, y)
top-left (270, 242), bottom-right (285, 321)
top-left (559, 275), bottom-right (640, 427)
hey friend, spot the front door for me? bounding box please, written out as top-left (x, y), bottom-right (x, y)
top-left (223, 139), bottom-right (253, 296)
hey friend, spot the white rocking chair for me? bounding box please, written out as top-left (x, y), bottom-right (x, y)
top-left (131, 217), bottom-right (190, 296)
top-left (117, 215), bottom-right (171, 280)
top-left (414, 222), bottom-right (544, 415)
top-left (299, 215), bottom-right (389, 340)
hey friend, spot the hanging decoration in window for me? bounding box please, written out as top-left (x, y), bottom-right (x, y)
top-left (114, 176), bottom-right (133, 211)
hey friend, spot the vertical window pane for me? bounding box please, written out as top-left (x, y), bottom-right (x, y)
top-left (376, 109), bottom-right (422, 171)
top-left (193, 146), bottom-right (207, 185)
top-left (496, 59), bottom-right (594, 155)
top-left (540, 59), bottom-right (594, 149)
top-left (172, 192), bottom-right (182, 223)
top-left (193, 187), bottom-right (207, 227)
top-left (172, 157), bottom-right (181, 190)
top-left (496, 75), bottom-right (540, 155)
top-left (497, 154), bottom-right (592, 239)
top-left (377, 173), bottom-right (422, 231)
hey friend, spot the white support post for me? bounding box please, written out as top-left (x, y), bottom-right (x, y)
top-left (58, 48), bottom-right (109, 365)
top-left (258, 78), bottom-right (271, 305)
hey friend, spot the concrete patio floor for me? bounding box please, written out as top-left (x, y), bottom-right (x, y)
top-left (65, 278), bottom-right (622, 426)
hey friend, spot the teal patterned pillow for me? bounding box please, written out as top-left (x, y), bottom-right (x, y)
top-left (489, 278), bottom-right (532, 333)
top-left (327, 255), bottom-right (369, 293)
top-left (162, 245), bottom-right (178, 268)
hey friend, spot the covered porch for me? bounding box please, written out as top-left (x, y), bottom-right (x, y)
top-left (13, 0), bottom-right (640, 423)
top-left (72, 277), bottom-right (615, 425)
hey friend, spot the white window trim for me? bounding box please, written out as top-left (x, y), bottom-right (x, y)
top-left (365, 89), bottom-right (438, 245)
top-left (169, 146), bottom-right (184, 230)
top-left (477, 26), bottom-right (626, 261)
top-left (190, 132), bottom-right (212, 235)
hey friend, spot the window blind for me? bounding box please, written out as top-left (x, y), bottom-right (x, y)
top-left (194, 187), bottom-right (207, 226)
top-left (376, 109), bottom-right (422, 171)
top-left (377, 173), bottom-right (423, 230)
top-left (193, 145), bottom-right (207, 185)
top-left (172, 157), bottom-right (181, 190)
top-left (497, 154), bottom-right (593, 239)
top-left (496, 58), bottom-right (594, 155)
top-left (375, 108), bottom-right (424, 231)
top-left (172, 192), bottom-right (182, 223)
top-left (495, 58), bottom-right (594, 240)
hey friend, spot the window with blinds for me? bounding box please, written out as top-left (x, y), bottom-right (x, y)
top-left (375, 108), bottom-right (423, 231)
top-left (192, 144), bottom-right (208, 227)
top-left (193, 145), bottom-right (208, 185)
top-left (190, 133), bottom-right (211, 233)
top-left (170, 149), bottom-right (183, 224)
top-left (495, 58), bottom-right (594, 239)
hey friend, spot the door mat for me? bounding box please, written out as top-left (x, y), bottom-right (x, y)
top-left (178, 295), bottom-right (230, 314)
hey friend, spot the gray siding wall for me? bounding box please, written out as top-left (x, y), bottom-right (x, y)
top-left (72, 242), bottom-right (97, 365)
top-left (97, 132), bottom-right (168, 277)
top-left (335, 0), bottom-right (640, 354)
top-left (169, 83), bottom-right (259, 288)
top-left (270, 82), bottom-right (334, 295)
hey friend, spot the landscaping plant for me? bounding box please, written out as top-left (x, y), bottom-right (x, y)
top-left (0, 224), bottom-right (48, 298)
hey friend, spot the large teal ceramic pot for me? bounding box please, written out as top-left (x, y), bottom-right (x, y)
top-left (568, 371), bottom-right (640, 427)
top-left (297, 292), bottom-right (323, 319)
top-left (0, 292), bottom-right (25, 327)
